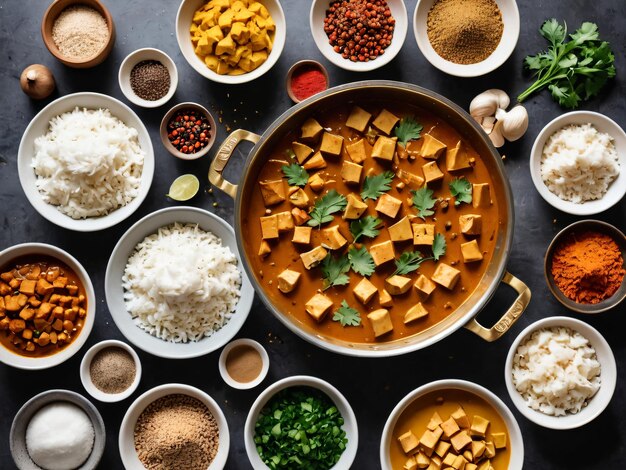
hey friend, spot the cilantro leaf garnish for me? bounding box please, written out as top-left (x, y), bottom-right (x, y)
top-left (449, 177), bottom-right (472, 206)
top-left (393, 235), bottom-right (447, 275)
top-left (332, 300), bottom-right (362, 327)
top-left (411, 187), bottom-right (436, 220)
top-left (281, 163), bottom-right (309, 187)
top-left (432, 233), bottom-right (447, 261)
top-left (348, 246), bottom-right (376, 277)
top-left (349, 215), bottom-right (382, 243)
top-left (361, 171), bottom-right (395, 201)
top-left (320, 253), bottom-right (350, 290)
top-left (394, 117), bottom-right (423, 147)
top-left (307, 190), bottom-right (347, 227)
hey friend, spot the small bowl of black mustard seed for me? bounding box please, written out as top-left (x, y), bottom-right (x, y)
top-left (118, 48), bottom-right (178, 108)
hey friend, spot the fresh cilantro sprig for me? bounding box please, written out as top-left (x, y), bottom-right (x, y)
top-left (308, 190), bottom-right (347, 227)
top-left (320, 253), bottom-right (350, 290)
top-left (518, 19), bottom-right (616, 108)
top-left (348, 246), bottom-right (375, 277)
top-left (393, 234), bottom-right (447, 275)
top-left (333, 300), bottom-right (362, 327)
top-left (281, 163), bottom-right (309, 187)
top-left (431, 233), bottom-right (447, 261)
top-left (361, 171), bottom-right (395, 201)
top-left (349, 216), bottom-right (382, 243)
top-left (394, 117), bottom-right (423, 146)
top-left (449, 177), bottom-right (472, 206)
top-left (411, 187), bottom-right (436, 219)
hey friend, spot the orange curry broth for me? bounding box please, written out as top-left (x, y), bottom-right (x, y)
top-left (242, 103), bottom-right (501, 344)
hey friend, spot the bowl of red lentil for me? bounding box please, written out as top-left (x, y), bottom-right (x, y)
top-left (544, 220), bottom-right (626, 314)
top-left (118, 48), bottom-right (178, 108)
top-left (309, 0), bottom-right (408, 72)
top-left (160, 102), bottom-right (217, 160)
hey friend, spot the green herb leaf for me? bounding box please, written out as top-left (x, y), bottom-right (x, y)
top-left (281, 163), bottom-right (309, 187)
top-left (348, 246), bottom-right (376, 277)
top-left (320, 253), bottom-right (350, 290)
top-left (349, 215), bottom-right (382, 243)
top-left (332, 300), bottom-right (362, 327)
top-left (307, 190), bottom-right (347, 227)
top-left (449, 177), bottom-right (472, 206)
top-left (361, 171), bottom-right (395, 201)
top-left (432, 233), bottom-right (447, 261)
top-left (411, 187), bottom-right (436, 220)
top-left (394, 117), bottom-right (423, 147)
top-left (394, 250), bottom-right (426, 276)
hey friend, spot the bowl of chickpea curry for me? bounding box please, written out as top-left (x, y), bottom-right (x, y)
top-left (209, 81), bottom-right (531, 357)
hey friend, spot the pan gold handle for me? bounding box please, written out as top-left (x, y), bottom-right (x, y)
top-left (208, 129), bottom-right (261, 199)
top-left (464, 272), bottom-right (531, 342)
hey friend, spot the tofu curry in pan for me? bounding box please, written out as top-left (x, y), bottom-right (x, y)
top-left (242, 102), bottom-right (503, 344)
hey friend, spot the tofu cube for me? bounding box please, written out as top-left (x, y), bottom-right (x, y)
top-left (465, 464), bottom-right (478, 470)
top-left (388, 216), bottom-right (413, 242)
top-left (302, 152), bottom-right (327, 170)
top-left (19, 280), bottom-right (36, 296)
top-left (470, 416), bottom-right (490, 438)
top-left (300, 246), bottom-right (328, 270)
top-left (404, 303), bottom-right (429, 324)
top-left (446, 141), bottom-right (471, 172)
top-left (343, 193), bottom-right (368, 220)
top-left (427, 412), bottom-right (444, 431)
top-left (471, 440), bottom-right (486, 459)
top-left (353, 278), bottom-right (378, 304)
top-left (419, 428), bottom-right (442, 452)
top-left (398, 430), bottom-right (420, 454)
top-left (434, 440), bottom-right (451, 458)
top-left (461, 240), bottom-right (483, 263)
top-left (379, 289), bottom-right (393, 307)
top-left (459, 215), bottom-right (482, 236)
top-left (305, 293), bottom-right (333, 322)
top-left (451, 406), bottom-right (470, 429)
top-left (477, 461), bottom-right (492, 470)
top-left (367, 308), bottom-right (393, 337)
top-left (451, 454), bottom-right (467, 469)
top-left (414, 275), bottom-right (437, 298)
top-left (404, 456), bottom-right (418, 470)
top-left (420, 134), bottom-right (447, 159)
top-left (416, 452), bottom-right (431, 468)
top-left (292, 141), bottom-right (314, 164)
top-left (258, 240), bottom-right (271, 257)
top-left (346, 139), bottom-right (369, 164)
top-left (301, 118), bottom-right (324, 140)
top-left (276, 211), bottom-right (294, 232)
top-left (397, 169), bottom-right (425, 189)
top-left (491, 432), bottom-right (507, 449)
top-left (472, 183), bottom-right (491, 208)
top-left (215, 34), bottom-right (236, 55)
top-left (292, 226), bottom-right (312, 245)
top-left (412, 224), bottom-right (435, 245)
top-left (308, 173), bottom-right (325, 192)
top-left (277, 269), bottom-right (301, 293)
top-left (442, 453), bottom-right (457, 467)
top-left (259, 179), bottom-right (285, 206)
top-left (432, 263), bottom-right (461, 290)
top-left (385, 275), bottom-right (412, 295)
top-left (372, 136), bottom-right (398, 161)
top-left (230, 22), bottom-right (250, 44)
top-left (319, 132), bottom-right (344, 156)
top-left (341, 161), bottom-right (363, 185)
top-left (260, 215), bottom-right (279, 239)
top-left (292, 207), bottom-right (311, 225)
top-left (320, 225), bottom-right (347, 250)
top-left (450, 430), bottom-right (472, 453)
top-left (372, 109), bottom-right (400, 135)
top-left (441, 417), bottom-right (460, 439)
top-left (484, 442), bottom-right (496, 459)
top-left (376, 194), bottom-right (402, 218)
top-left (370, 240), bottom-right (395, 266)
top-left (346, 106), bottom-right (372, 132)
top-left (422, 161), bottom-right (444, 184)
top-left (288, 187), bottom-right (310, 208)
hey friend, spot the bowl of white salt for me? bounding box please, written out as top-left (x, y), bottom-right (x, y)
top-left (10, 389), bottom-right (106, 470)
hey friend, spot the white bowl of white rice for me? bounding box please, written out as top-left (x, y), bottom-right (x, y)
top-left (529, 111), bottom-right (626, 215)
top-left (504, 316), bottom-right (617, 429)
top-left (105, 206), bottom-right (254, 359)
top-left (17, 92), bottom-right (154, 231)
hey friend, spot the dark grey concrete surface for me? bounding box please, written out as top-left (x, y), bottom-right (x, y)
top-left (1, 0), bottom-right (625, 468)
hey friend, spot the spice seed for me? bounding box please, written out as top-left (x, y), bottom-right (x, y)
top-left (130, 60), bottom-right (171, 101)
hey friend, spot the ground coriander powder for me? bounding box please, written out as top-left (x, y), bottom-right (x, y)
top-left (52, 6), bottom-right (109, 60)
top-left (89, 346), bottom-right (136, 394)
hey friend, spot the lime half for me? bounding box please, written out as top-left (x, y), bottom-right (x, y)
top-left (167, 174), bottom-right (200, 201)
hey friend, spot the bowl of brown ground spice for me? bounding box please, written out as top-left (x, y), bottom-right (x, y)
top-left (545, 220), bottom-right (626, 314)
top-left (41, 0), bottom-right (115, 68)
top-left (413, 0), bottom-right (519, 77)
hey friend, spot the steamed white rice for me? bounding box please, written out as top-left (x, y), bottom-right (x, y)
top-left (122, 223), bottom-right (241, 342)
top-left (540, 123), bottom-right (619, 203)
top-left (32, 107), bottom-right (144, 219)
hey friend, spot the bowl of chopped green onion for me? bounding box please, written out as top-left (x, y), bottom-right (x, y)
top-left (244, 375), bottom-right (358, 469)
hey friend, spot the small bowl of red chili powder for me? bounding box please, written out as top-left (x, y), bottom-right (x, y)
top-left (160, 102), bottom-right (216, 160)
top-left (286, 60), bottom-right (330, 103)
top-left (545, 220), bottom-right (626, 314)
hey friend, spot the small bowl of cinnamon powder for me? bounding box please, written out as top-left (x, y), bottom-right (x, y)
top-left (80, 340), bottom-right (142, 403)
top-left (545, 220), bottom-right (626, 314)
top-left (219, 339), bottom-right (269, 390)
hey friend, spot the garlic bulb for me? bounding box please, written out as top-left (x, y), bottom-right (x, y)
top-left (469, 89), bottom-right (510, 118)
top-left (489, 121), bottom-right (505, 148)
top-left (500, 105), bottom-right (529, 142)
top-left (469, 89), bottom-right (528, 145)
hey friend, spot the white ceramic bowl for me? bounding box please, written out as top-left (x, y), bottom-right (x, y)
top-left (218, 338), bottom-right (269, 390)
top-left (80, 340), bottom-right (142, 403)
top-left (176, 0), bottom-right (286, 84)
top-left (310, 0), bottom-right (408, 72)
top-left (0, 243), bottom-right (96, 370)
top-left (119, 383), bottom-right (229, 469)
top-left (118, 48), bottom-right (178, 108)
top-left (17, 92), bottom-right (155, 232)
top-left (380, 379), bottom-right (524, 469)
top-left (505, 316), bottom-right (617, 430)
top-left (10, 389), bottom-right (106, 470)
top-left (529, 111), bottom-right (626, 215)
top-left (105, 206), bottom-right (254, 359)
top-left (414, 0), bottom-right (519, 77)
top-left (244, 375), bottom-right (358, 469)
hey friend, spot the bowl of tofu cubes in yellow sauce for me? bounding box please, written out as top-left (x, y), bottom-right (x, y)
top-left (209, 80), bottom-right (532, 357)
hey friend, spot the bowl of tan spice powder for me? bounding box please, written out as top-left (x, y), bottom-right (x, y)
top-left (414, 0), bottom-right (519, 77)
top-left (41, 0), bottom-right (115, 68)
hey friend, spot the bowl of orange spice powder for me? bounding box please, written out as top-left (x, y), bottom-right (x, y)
top-left (545, 220), bottom-right (626, 314)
